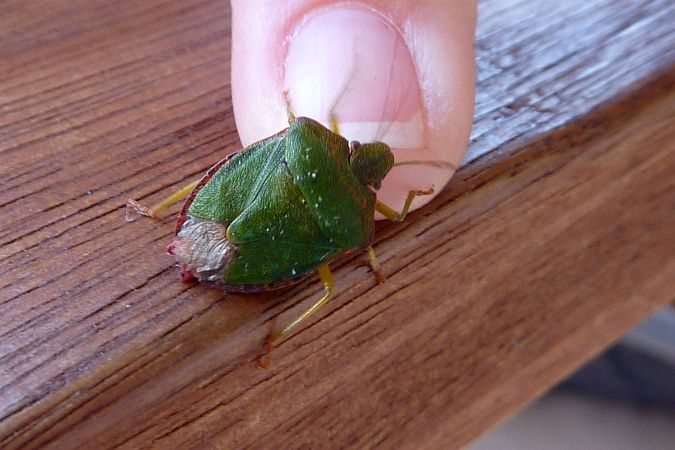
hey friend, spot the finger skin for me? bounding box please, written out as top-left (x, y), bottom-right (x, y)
top-left (231, 0), bottom-right (476, 213)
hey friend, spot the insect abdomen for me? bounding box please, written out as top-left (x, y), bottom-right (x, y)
top-left (169, 217), bottom-right (235, 284)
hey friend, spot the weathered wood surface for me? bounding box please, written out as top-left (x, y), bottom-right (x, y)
top-left (1, 0), bottom-right (674, 448)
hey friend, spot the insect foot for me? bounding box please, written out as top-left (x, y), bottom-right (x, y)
top-left (417, 186), bottom-right (435, 196)
top-left (373, 270), bottom-right (387, 285)
top-left (257, 332), bottom-right (278, 369)
top-left (125, 199), bottom-right (155, 222)
top-left (366, 247), bottom-right (387, 284)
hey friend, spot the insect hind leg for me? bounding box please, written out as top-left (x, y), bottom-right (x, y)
top-left (126, 179), bottom-right (199, 221)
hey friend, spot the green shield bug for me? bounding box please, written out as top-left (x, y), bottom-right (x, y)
top-left (127, 105), bottom-right (448, 354)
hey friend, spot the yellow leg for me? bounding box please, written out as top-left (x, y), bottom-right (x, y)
top-left (325, 61), bottom-right (358, 136)
top-left (283, 90), bottom-right (296, 125)
top-left (259, 265), bottom-right (336, 367)
top-left (284, 89), bottom-right (340, 135)
top-left (270, 264), bottom-right (335, 344)
top-left (330, 114), bottom-right (340, 135)
top-left (367, 246), bottom-right (387, 284)
top-left (375, 186), bottom-right (435, 222)
top-left (125, 179), bottom-right (198, 220)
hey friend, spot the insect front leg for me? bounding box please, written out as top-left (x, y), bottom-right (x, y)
top-left (125, 179), bottom-right (199, 221)
top-left (283, 89), bottom-right (341, 134)
top-left (329, 114), bottom-right (340, 135)
top-left (283, 90), bottom-right (296, 125)
top-left (375, 186), bottom-right (435, 222)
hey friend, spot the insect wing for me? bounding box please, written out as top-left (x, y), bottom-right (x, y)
top-left (285, 118), bottom-right (375, 249)
top-left (186, 135), bottom-right (285, 225)
top-left (226, 154), bottom-right (340, 284)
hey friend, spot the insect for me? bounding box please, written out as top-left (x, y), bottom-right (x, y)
top-left (127, 106), bottom-right (444, 352)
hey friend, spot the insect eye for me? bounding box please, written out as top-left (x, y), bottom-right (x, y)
top-left (349, 140), bottom-right (361, 156)
top-left (373, 181), bottom-right (382, 191)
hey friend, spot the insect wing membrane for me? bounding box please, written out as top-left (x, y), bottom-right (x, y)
top-left (285, 118), bottom-right (375, 249)
top-left (187, 135), bottom-right (285, 223)
top-left (226, 150), bottom-right (340, 284)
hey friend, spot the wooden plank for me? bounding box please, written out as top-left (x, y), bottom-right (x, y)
top-left (0, 0), bottom-right (673, 448)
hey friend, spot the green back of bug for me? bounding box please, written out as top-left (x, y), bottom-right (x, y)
top-left (285, 117), bottom-right (376, 249)
top-left (181, 117), bottom-right (392, 286)
top-left (187, 133), bottom-right (286, 224)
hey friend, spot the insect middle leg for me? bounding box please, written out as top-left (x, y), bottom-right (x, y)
top-left (366, 246), bottom-right (387, 284)
top-left (126, 179), bottom-right (198, 220)
top-left (375, 187), bottom-right (435, 222)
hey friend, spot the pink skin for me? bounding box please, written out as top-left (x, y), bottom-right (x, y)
top-left (231, 0), bottom-right (477, 214)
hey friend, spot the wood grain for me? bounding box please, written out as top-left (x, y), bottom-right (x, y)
top-left (1, 0), bottom-right (674, 448)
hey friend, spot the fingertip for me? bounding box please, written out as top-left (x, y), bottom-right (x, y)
top-left (283, 5), bottom-right (425, 151)
top-left (230, 1), bottom-right (291, 145)
top-left (231, 0), bottom-right (476, 213)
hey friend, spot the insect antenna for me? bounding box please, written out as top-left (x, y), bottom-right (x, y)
top-left (374, 32), bottom-right (402, 143)
top-left (392, 160), bottom-right (457, 170)
top-left (325, 42), bottom-right (359, 134)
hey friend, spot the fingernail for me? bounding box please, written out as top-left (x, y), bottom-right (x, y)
top-left (284, 5), bottom-right (424, 149)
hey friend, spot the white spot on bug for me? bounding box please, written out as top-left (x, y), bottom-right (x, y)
top-left (291, 269), bottom-right (297, 275)
top-left (266, 227), bottom-right (270, 232)
top-left (311, 172), bottom-right (317, 179)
